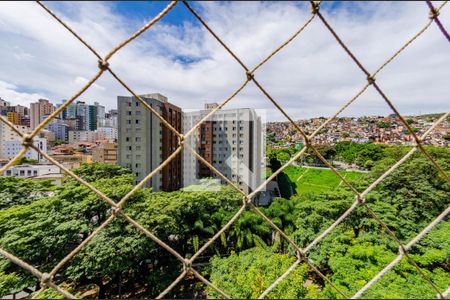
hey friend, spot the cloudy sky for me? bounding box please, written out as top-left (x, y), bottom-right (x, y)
top-left (0, 1), bottom-right (448, 121)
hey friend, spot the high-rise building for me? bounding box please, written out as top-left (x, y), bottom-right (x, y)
top-left (0, 98), bottom-right (9, 107)
top-left (62, 101), bottom-right (99, 131)
top-left (0, 123), bottom-right (47, 162)
top-left (7, 112), bottom-right (22, 125)
top-left (46, 118), bottom-right (69, 142)
top-left (94, 102), bottom-right (106, 128)
top-left (0, 98), bottom-right (10, 117)
top-left (99, 109), bottom-right (118, 128)
top-left (11, 105), bottom-right (29, 116)
top-left (96, 127), bottom-right (118, 141)
top-left (183, 103), bottom-right (263, 194)
top-left (30, 99), bottom-right (55, 129)
top-left (118, 93), bottom-right (182, 191)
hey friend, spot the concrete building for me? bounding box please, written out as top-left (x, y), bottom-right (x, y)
top-left (96, 127), bottom-right (118, 141)
top-left (92, 142), bottom-right (117, 164)
top-left (2, 163), bottom-right (56, 177)
top-left (7, 112), bottom-right (22, 125)
top-left (99, 109), bottom-right (118, 128)
top-left (30, 99), bottom-right (55, 129)
top-left (63, 101), bottom-right (99, 131)
top-left (46, 118), bottom-right (69, 142)
top-left (0, 98), bottom-right (9, 107)
top-left (68, 130), bottom-right (97, 144)
top-left (183, 103), bottom-right (263, 194)
top-left (11, 105), bottom-right (29, 116)
top-left (118, 93), bottom-right (182, 191)
top-left (0, 123), bottom-right (48, 161)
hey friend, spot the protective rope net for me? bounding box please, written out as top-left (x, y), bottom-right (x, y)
top-left (0, 1), bottom-right (449, 299)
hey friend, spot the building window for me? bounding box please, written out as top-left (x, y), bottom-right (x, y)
top-left (128, 111), bottom-right (132, 115)
top-left (127, 120), bottom-right (131, 124)
top-left (136, 120), bottom-right (139, 124)
top-left (128, 146), bottom-right (132, 150)
top-left (126, 137), bottom-right (130, 142)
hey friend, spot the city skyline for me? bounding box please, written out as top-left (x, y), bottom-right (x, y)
top-left (0, 1), bottom-right (449, 121)
top-left (1, 95), bottom-right (447, 123)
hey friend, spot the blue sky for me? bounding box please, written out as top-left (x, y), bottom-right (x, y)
top-left (0, 1), bottom-right (448, 120)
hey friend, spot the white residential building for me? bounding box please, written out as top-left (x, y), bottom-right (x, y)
top-left (1, 164), bottom-right (62, 184)
top-left (0, 123), bottom-right (48, 162)
top-left (96, 127), bottom-right (118, 140)
top-left (183, 103), bottom-right (264, 194)
top-left (68, 130), bottom-right (97, 144)
top-left (3, 138), bottom-right (47, 161)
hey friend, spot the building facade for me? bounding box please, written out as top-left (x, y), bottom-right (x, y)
top-left (96, 127), bottom-right (118, 141)
top-left (183, 104), bottom-right (263, 194)
top-left (7, 112), bottom-right (22, 125)
top-left (92, 142), bottom-right (117, 164)
top-left (30, 99), bottom-right (55, 129)
top-left (118, 93), bottom-right (182, 191)
top-left (68, 130), bottom-right (97, 144)
top-left (0, 122), bottom-right (47, 161)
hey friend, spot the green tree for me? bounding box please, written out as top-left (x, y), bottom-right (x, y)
top-left (209, 248), bottom-right (315, 299)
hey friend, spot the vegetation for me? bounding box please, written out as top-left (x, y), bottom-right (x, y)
top-left (0, 144), bottom-right (449, 298)
top-left (284, 165), bottom-right (363, 194)
top-left (13, 157), bottom-right (39, 165)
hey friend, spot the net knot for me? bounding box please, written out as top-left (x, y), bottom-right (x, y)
top-left (367, 75), bottom-right (375, 85)
top-left (311, 2), bottom-right (320, 14)
top-left (98, 60), bottom-right (110, 71)
top-left (304, 135), bottom-right (312, 146)
top-left (184, 259), bottom-right (192, 269)
top-left (356, 195), bottom-right (365, 204)
top-left (429, 8), bottom-right (439, 19)
top-left (178, 134), bottom-right (185, 146)
top-left (246, 71), bottom-right (254, 81)
top-left (112, 206), bottom-right (121, 216)
top-left (414, 136), bottom-right (422, 145)
top-left (41, 272), bottom-right (52, 286)
top-left (399, 245), bottom-right (408, 255)
top-left (22, 135), bottom-right (33, 147)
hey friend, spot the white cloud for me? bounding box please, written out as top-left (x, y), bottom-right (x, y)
top-left (0, 80), bottom-right (47, 106)
top-left (0, 1), bottom-right (448, 121)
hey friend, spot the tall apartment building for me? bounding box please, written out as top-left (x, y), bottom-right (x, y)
top-left (63, 101), bottom-right (99, 131)
top-left (11, 105), bottom-right (29, 116)
top-left (118, 93), bottom-right (182, 191)
top-left (7, 112), bottom-right (22, 125)
top-left (0, 98), bottom-right (10, 116)
top-left (0, 123), bottom-right (47, 162)
top-left (183, 103), bottom-right (263, 194)
top-left (46, 118), bottom-right (69, 142)
top-left (30, 99), bottom-right (55, 129)
top-left (68, 130), bottom-right (97, 144)
top-left (96, 127), bottom-right (118, 141)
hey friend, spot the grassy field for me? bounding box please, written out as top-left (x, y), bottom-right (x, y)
top-left (283, 165), bottom-right (364, 195)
